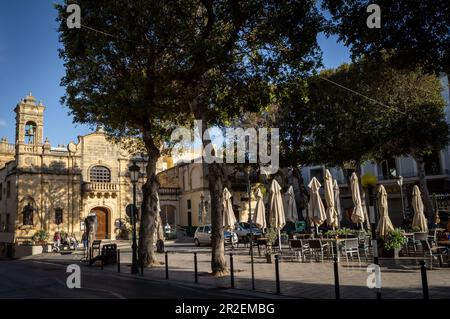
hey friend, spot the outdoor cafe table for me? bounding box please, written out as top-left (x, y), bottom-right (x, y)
top-left (320, 238), bottom-right (347, 262)
top-left (437, 240), bottom-right (450, 247)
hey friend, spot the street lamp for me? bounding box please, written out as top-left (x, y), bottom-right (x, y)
top-left (361, 172), bottom-right (380, 300)
top-left (200, 193), bottom-right (204, 224)
top-left (397, 176), bottom-right (406, 220)
top-left (246, 166), bottom-right (255, 290)
top-left (129, 161), bottom-right (140, 274)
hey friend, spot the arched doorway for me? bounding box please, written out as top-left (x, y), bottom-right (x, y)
top-left (160, 204), bottom-right (176, 226)
top-left (90, 207), bottom-right (109, 239)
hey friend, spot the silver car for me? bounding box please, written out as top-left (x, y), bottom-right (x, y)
top-left (234, 222), bottom-right (263, 237)
top-left (194, 225), bottom-right (238, 246)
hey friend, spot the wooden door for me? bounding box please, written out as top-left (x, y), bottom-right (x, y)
top-left (92, 207), bottom-right (108, 239)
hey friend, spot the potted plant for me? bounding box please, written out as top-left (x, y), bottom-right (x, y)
top-left (264, 227), bottom-right (278, 263)
top-left (383, 229), bottom-right (406, 258)
top-left (32, 230), bottom-right (49, 245)
top-left (411, 226), bottom-right (421, 233)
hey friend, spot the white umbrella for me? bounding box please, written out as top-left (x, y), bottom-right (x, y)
top-left (412, 185), bottom-right (428, 232)
top-left (324, 169), bottom-right (338, 229)
top-left (333, 179), bottom-right (342, 227)
top-left (269, 179), bottom-right (286, 252)
top-left (350, 172), bottom-right (365, 228)
top-left (253, 187), bottom-right (266, 230)
top-left (222, 187), bottom-right (237, 231)
top-left (308, 177), bottom-right (327, 234)
top-left (285, 186), bottom-right (298, 223)
top-left (376, 185), bottom-right (394, 237)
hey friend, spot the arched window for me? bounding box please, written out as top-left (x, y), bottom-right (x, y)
top-left (90, 166), bottom-right (111, 183)
top-left (24, 121), bottom-right (37, 144)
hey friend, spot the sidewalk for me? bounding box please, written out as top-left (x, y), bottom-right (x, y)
top-left (30, 246), bottom-right (450, 299)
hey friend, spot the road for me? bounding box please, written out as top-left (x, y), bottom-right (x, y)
top-left (0, 257), bottom-right (263, 299)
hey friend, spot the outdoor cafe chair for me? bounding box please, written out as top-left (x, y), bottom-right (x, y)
top-left (307, 239), bottom-right (328, 263)
top-left (342, 238), bottom-right (361, 264)
top-left (428, 229), bottom-right (438, 246)
top-left (419, 240), bottom-right (448, 269)
top-left (413, 232), bottom-right (429, 251)
top-left (358, 235), bottom-right (371, 262)
top-left (289, 239), bottom-right (309, 262)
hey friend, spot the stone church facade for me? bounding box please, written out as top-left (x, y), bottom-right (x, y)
top-left (0, 94), bottom-right (172, 256)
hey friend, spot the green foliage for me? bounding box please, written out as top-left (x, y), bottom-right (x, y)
top-left (323, 0), bottom-right (450, 74)
top-left (59, 230), bottom-right (67, 239)
top-left (302, 59), bottom-right (449, 169)
top-left (384, 229), bottom-right (406, 250)
top-left (264, 227), bottom-right (279, 255)
top-left (324, 228), bottom-right (369, 237)
top-left (411, 226), bottom-right (421, 233)
top-left (32, 230), bottom-right (49, 243)
top-left (265, 228), bottom-right (279, 245)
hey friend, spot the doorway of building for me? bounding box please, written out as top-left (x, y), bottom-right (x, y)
top-left (91, 207), bottom-right (109, 239)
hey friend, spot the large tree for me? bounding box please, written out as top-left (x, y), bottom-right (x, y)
top-left (322, 0), bottom-right (450, 74)
top-left (57, 1), bottom-right (192, 266)
top-left (57, 1), bottom-right (323, 275)
top-left (163, 1), bottom-right (323, 275)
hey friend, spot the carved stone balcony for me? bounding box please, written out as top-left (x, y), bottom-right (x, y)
top-left (83, 182), bottom-right (119, 194)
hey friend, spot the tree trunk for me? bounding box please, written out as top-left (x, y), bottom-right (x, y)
top-left (208, 162), bottom-right (228, 276)
top-left (292, 166), bottom-right (308, 221)
top-left (155, 210), bottom-right (165, 253)
top-left (139, 130), bottom-right (161, 267)
top-left (190, 100), bottom-right (227, 276)
top-left (413, 155), bottom-right (434, 219)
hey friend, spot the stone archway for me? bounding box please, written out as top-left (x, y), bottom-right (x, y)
top-left (90, 207), bottom-right (110, 239)
top-left (160, 204), bottom-right (176, 226)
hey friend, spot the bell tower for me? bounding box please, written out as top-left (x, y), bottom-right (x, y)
top-left (14, 93), bottom-right (45, 149)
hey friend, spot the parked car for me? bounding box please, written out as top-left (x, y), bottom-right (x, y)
top-left (234, 222), bottom-right (263, 238)
top-left (194, 224), bottom-right (238, 246)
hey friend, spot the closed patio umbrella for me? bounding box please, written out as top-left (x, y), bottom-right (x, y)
top-left (285, 185), bottom-right (298, 223)
top-left (253, 187), bottom-right (266, 230)
top-left (269, 179), bottom-right (286, 251)
top-left (350, 172), bottom-right (365, 228)
top-left (333, 179), bottom-right (342, 227)
top-left (308, 177), bottom-right (327, 233)
top-left (222, 187), bottom-right (237, 231)
top-left (376, 185), bottom-right (394, 237)
top-left (412, 185), bottom-right (428, 232)
top-left (324, 169), bottom-right (338, 229)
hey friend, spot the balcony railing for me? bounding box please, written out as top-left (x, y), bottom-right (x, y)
top-left (83, 182), bottom-right (119, 193)
top-left (159, 187), bottom-right (181, 197)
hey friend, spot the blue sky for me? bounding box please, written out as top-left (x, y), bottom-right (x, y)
top-left (0, 0), bottom-right (350, 146)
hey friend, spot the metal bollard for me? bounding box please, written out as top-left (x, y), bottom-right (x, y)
top-left (420, 260), bottom-right (429, 299)
top-left (194, 252), bottom-right (198, 283)
top-left (333, 257), bottom-right (340, 299)
top-left (117, 249), bottom-right (121, 273)
top-left (230, 253), bottom-right (235, 288)
top-left (165, 251), bottom-right (169, 280)
top-left (275, 255), bottom-right (281, 294)
top-left (140, 252), bottom-right (144, 276)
